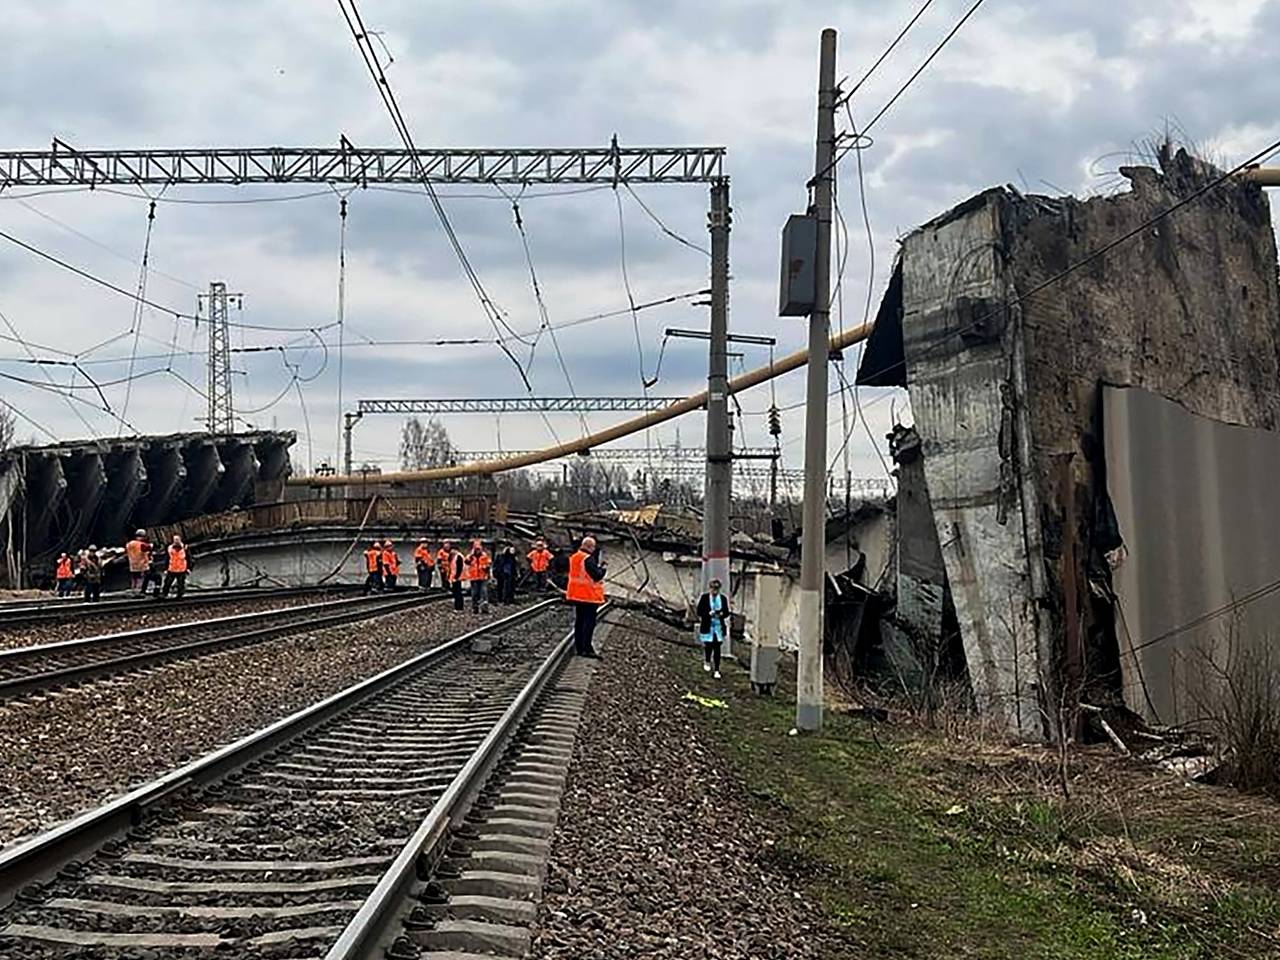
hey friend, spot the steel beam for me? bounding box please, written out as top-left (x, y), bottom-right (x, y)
top-left (356, 397), bottom-right (682, 415)
top-left (0, 144), bottom-right (725, 186)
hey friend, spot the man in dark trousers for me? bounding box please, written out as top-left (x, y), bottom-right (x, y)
top-left (565, 535), bottom-right (606, 658)
top-left (449, 542), bottom-right (466, 611)
top-left (493, 545), bottom-right (517, 604)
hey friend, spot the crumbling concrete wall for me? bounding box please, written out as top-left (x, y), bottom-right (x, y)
top-left (895, 193), bottom-right (1048, 738)
top-left (873, 148), bottom-right (1280, 736)
top-left (1006, 148), bottom-right (1280, 719)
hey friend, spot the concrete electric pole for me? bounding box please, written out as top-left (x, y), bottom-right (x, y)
top-left (703, 180), bottom-right (733, 641)
top-left (199, 281), bottom-right (241, 435)
top-left (796, 28), bottom-right (838, 732)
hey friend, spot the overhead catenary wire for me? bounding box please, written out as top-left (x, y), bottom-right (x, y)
top-left (498, 188), bottom-right (586, 440)
top-left (815, 0), bottom-right (989, 185)
top-left (119, 198), bottom-right (159, 431)
top-left (336, 0), bottom-right (537, 391)
top-left (0, 225), bottom-right (341, 334)
top-left (0, 307), bottom-right (101, 438)
top-left (839, 0), bottom-right (940, 103)
top-left (622, 183), bottom-right (711, 257)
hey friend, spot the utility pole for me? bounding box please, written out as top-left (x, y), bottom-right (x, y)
top-left (797, 28), bottom-right (837, 732)
top-left (199, 282), bottom-right (241, 434)
top-left (703, 180), bottom-right (733, 651)
top-left (342, 411), bottom-right (361, 477)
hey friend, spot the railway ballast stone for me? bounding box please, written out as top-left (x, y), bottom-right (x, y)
top-left (528, 614), bottom-right (849, 959)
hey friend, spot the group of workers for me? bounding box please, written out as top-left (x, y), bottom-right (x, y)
top-left (53, 531), bottom-right (191, 601)
top-left (361, 537), bottom-right (558, 614)
top-left (49, 523), bottom-right (720, 674)
top-left (358, 534), bottom-right (606, 657)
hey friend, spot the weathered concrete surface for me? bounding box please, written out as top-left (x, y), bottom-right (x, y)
top-left (869, 148), bottom-right (1280, 735)
top-left (896, 192), bottom-right (1046, 737)
top-left (1010, 151), bottom-right (1280, 719)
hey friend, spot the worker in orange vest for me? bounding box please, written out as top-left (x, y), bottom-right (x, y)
top-left (381, 540), bottom-right (401, 590)
top-left (565, 535), bottom-right (606, 657)
top-left (527, 539), bottom-right (553, 593)
top-left (446, 541), bottom-right (465, 611)
top-left (362, 541), bottom-right (383, 594)
top-left (413, 539), bottom-right (434, 591)
top-left (125, 529), bottom-right (153, 594)
top-left (436, 541), bottom-right (452, 593)
top-left (162, 536), bottom-right (190, 599)
top-left (464, 539), bottom-right (492, 614)
top-left (54, 553), bottom-right (74, 597)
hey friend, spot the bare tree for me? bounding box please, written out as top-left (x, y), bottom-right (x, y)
top-left (399, 416), bottom-right (453, 471)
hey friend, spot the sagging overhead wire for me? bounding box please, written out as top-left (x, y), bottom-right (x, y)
top-left (0, 225), bottom-right (341, 334)
top-left (9, 195), bottom-right (198, 292)
top-left (622, 183), bottom-right (710, 258)
top-left (336, 0), bottom-right (536, 392)
top-left (0, 306), bottom-right (101, 438)
top-left (501, 190), bottom-right (589, 438)
top-left (613, 187), bottom-right (658, 389)
top-left (120, 198), bottom-right (158, 431)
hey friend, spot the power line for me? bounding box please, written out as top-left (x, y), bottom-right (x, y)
top-left (0, 225), bottom-right (341, 334)
top-left (502, 192), bottom-right (587, 439)
top-left (840, 0), bottom-right (940, 103)
top-left (120, 199), bottom-right (159, 431)
top-left (622, 183), bottom-right (711, 257)
top-left (336, 0), bottom-right (535, 388)
top-left (845, 134), bottom-right (1280, 392)
top-left (816, 0), bottom-right (988, 185)
top-left (10, 195), bottom-right (198, 291)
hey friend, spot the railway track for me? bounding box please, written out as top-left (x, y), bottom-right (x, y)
top-left (0, 599), bottom-right (579, 959)
top-left (0, 592), bottom-right (438, 700)
top-left (0, 584), bottom-right (362, 630)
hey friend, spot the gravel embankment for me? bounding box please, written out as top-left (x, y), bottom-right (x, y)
top-left (0, 593), bottom-right (327, 650)
top-left (529, 613), bottom-right (853, 960)
top-left (0, 600), bottom-right (527, 849)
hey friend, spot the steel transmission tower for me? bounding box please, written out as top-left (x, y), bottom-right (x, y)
top-left (198, 282), bottom-right (242, 434)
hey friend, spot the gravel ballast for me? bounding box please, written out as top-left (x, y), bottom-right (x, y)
top-left (0, 592), bottom-right (327, 651)
top-left (0, 600), bottom-right (527, 850)
top-left (529, 614), bottom-right (853, 959)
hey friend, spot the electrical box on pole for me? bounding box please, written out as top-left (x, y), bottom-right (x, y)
top-left (779, 213), bottom-right (818, 316)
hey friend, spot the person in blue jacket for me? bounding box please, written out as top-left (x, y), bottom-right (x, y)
top-left (696, 578), bottom-right (730, 679)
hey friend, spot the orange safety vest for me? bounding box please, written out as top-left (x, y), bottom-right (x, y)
top-left (364, 548), bottom-right (382, 573)
top-left (125, 538), bottom-right (151, 573)
top-left (464, 550), bottom-right (491, 582)
top-left (527, 548), bottom-right (552, 573)
top-left (56, 557), bottom-right (73, 579)
top-left (168, 545), bottom-right (189, 574)
top-left (436, 549), bottom-right (452, 583)
top-left (382, 549), bottom-right (400, 576)
top-left (566, 550), bottom-right (604, 604)
top-left (413, 545), bottom-right (432, 566)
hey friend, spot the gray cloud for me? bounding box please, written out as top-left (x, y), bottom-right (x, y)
top-left (1, 0), bottom-right (1277, 476)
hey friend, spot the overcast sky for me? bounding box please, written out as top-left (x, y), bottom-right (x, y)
top-left (2, 0), bottom-right (1278, 488)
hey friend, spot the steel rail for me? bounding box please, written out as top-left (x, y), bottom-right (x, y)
top-left (0, 592), bottom-right (440, 700)
top-left (0, 583), bottom-right (361, 625)
top-left (0, 598), bottom-right (562, 908)
top-left (323, 604), bottom-right (599, 960)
